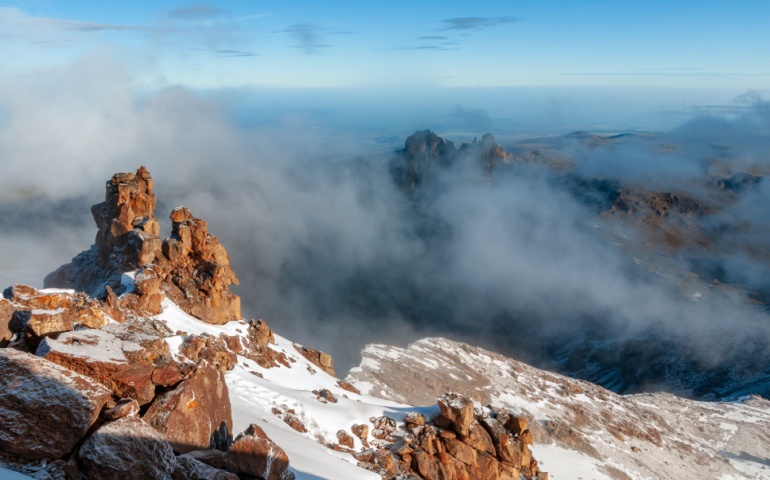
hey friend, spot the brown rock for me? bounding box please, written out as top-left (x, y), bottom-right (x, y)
top-left (160, 207), bottom-right (241, 325)
top-left (134, 266), bottom-right (161, 295)
top-left (179, 334), bottom-right (237, 372)
top-left (144, 366), bottom-right (233, 453)
top-left (443, 437), bottom-right (477, 466)
top-left (38, 327), bottom-right (177, 405)
top-left (413, 450), bottom-right (450, 480)
top-left (223, 424), bottom-right (294, 480)
top-left (405, 412), bottom-right (427, 427)
top-left (351, 423), bottom-right (370, 446)
top-left (438, 393), bottom-right (475, 436)
top-left (78, 416), bottom-right (178, 480)
top-left (104, 398), bottom-right (141, 420)
top-left (247, 319), bottom-right (274, 346)
top-left (0, 299), bottom-right (16, 347)
top-left (337, 430), bottom-right (355, 449)
top-left (314, 388), bottom-right (337, 403)
top-left (0, 349), bottom-right (111, 459)
top-left (464, 421), bottom-right (497, 456)
top-left (23, 310), bottom-right (74, 350)
top-left (479, 416), bottom-right (518, 464)
top-left (294, 344), bottom-right (336, 376)
top-left (337, 380), bottom-right (360, 394)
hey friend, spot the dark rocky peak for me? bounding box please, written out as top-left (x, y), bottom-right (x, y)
top-left (393, 130), bottom-right (511, 191)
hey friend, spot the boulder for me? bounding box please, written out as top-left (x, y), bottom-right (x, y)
top-left (0, 349), bottom-right (111, 459)
top-left (144, 366), bottom-right (233, 453)
top-left (225, 424), bottom-right (294, 480)
top-left (38, 326), bottom-right (183, 405)
top-left (438, 393), bottom-right (475, 436)
top-left (78, 416), bottom-right (177, 480)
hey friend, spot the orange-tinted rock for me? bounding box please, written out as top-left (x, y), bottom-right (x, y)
top-left (143, 366), bottom-right (233, 454)
top-left (92, 166), bottom-right (159, 269)
top-left (294, 344), bottom-right (335, 376)
top-left (0, 299), bottom-right (13, 347)
top-left (160, 207), bottom-right (241, 325)
top-left (23, 310), bottom-right (74, 350)
top-left (438, 393), bottom-right (475, 436)
top-left (337, 430), bottom-right (355, 449)
top-left (219, 424), bottom-right (294, 480)
top-left (352, 423), bottom-right (370, 447)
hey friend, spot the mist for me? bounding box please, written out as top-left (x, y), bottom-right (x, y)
top-left (2, 55), bottom-right (769, 397)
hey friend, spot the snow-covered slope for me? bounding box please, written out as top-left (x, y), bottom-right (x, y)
top-left (347, 338), bottom-right (770, 480)
top-left (158, 299), bottom-right (411, 480)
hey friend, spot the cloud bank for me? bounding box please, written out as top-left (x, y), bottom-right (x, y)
top-left (1, 54), bottom-right (769, 398)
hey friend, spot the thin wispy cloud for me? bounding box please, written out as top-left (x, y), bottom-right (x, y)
top-left (192, 47), bottom-right (260, 57)
top-left (167, 4), bottom-right (227, 21)
top-left (281, 23), bottom-right (331, 54)
top-left (440, 16), bottom-right (518, 31)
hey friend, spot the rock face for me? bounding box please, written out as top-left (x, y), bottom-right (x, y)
top-left (45, 167), bottom-right (241, 324)
top-left (160, 206), bottom-right (241, 324)
top-left (144, 365), bottom-right (233, 454)
top-left (0, 349), bottom-right (111, 459)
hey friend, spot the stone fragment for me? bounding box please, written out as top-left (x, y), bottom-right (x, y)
top-left (104, 398), bottom-right (141, 420)
top-left (337, 430), bottom-right (355, 449)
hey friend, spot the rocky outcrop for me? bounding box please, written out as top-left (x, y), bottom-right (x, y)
top-left (45, 167), bottom-right (241, 324)
top-left (159, 206), bottom-right (241, 324)
top-left (0, 349), bottom-right (111, 459)
top-left (354, 393), bottom-right (546, 480)
top-left (91, 166), bottom-right (161, 268)
top-left (2, 284), bottom-right (110, 349)
top-left (144, 365), bottom-right (233, 454)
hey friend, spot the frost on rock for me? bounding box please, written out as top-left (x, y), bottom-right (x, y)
top-left (0, 349), bottom-right (111, 459)
top-left (78, 416), bottom-right (177, 480)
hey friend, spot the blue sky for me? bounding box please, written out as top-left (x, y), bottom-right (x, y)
top-left (0, 1), bottom-right (768, 133)
top-left (2, 1), bottom-right (769, 89)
